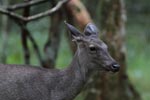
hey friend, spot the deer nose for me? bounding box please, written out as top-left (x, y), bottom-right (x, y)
top-left (111, 63), bottom-right (120, 72)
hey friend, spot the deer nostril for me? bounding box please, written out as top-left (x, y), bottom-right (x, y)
top-left (111, 63), bottom-right (120, 72)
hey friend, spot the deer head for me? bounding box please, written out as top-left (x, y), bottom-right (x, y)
top-left (65, 22), bottom-right (120, 73)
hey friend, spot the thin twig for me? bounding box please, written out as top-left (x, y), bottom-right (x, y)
top-left (7, 0), bottom-right (47, 11)
top-left (25, 0), bottom-right (68, 22)
top-left (0, 8), bottom-right (26, 21)
top-left (0, 0), bottom-right (68, 22)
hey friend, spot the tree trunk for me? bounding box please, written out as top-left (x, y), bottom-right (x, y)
top-left (43, 0), bottom-right (62, 68)
top-left (43, 13), bottom-right (62, 68)
top-left (65, 0), bottom-right (92, 53)
top-left (84, 0), bottom-right (141, 100)
top-left (21, 0), bottom-right (31, 64)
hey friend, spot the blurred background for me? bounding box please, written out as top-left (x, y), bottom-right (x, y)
top-left (0, 0), bottom-right (149, 100)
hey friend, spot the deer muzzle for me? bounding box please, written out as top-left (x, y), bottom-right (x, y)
top-left (110, 63), bottom-right (120, 72)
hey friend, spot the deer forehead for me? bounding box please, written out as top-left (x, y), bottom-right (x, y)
top-left (82, 38), bottom-right (106, 48)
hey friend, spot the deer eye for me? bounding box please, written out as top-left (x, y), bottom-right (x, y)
top-left (89, 45), bottom-right (97, 53)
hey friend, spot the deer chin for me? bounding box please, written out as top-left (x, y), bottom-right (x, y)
top-left (96, 66), bottom-right (110, 72)
top-left (102, 67), bottom-right (111, 72)
top-left (110, 68), bottom-right (120, 73)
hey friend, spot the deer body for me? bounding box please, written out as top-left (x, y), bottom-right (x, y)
top-left (0, 23), bottom-right (120, 100)
top-left (0, 52), bottom-right (87, 100)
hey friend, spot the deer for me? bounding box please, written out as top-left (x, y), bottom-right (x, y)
top-left (0, 22), bottom-right (120, 100)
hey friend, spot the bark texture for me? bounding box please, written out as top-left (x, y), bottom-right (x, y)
top-left (43, 12), bottom-right (62, 68)
top-left (42, 0), bottom-right (63, 68)
top-left (65, 0), bottom-right (92, 53)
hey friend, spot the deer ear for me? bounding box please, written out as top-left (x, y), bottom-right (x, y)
top-left (84, 23), bottom-right (99, 36)
top-left (65, 22), bottom-right (83, 41)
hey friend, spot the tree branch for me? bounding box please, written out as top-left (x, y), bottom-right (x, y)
top-left (21, 0), bottom-right (31, 64)
top-left (6, 0), bottom-right (47, 11)
top-left (0, 7), bottom-right (26, 21)
top-left (25, 0), bottom-right (68, 22)
top-left (0, 0), bottom-right (68, 22)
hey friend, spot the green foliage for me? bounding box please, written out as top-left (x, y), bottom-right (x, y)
top-left (126, 14), bottom-right (150, 100)
top-left (56, 34), bottom-right (72, 69)
top-left (126, 0), bottom-right (150, 14)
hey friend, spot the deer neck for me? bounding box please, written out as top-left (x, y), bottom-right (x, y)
top-left (69, 50), bottom-right (91, 83)
top-left (45, 50), bottom-right (93, 100)
top-left (55, 50), bottom-right (91, 99)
